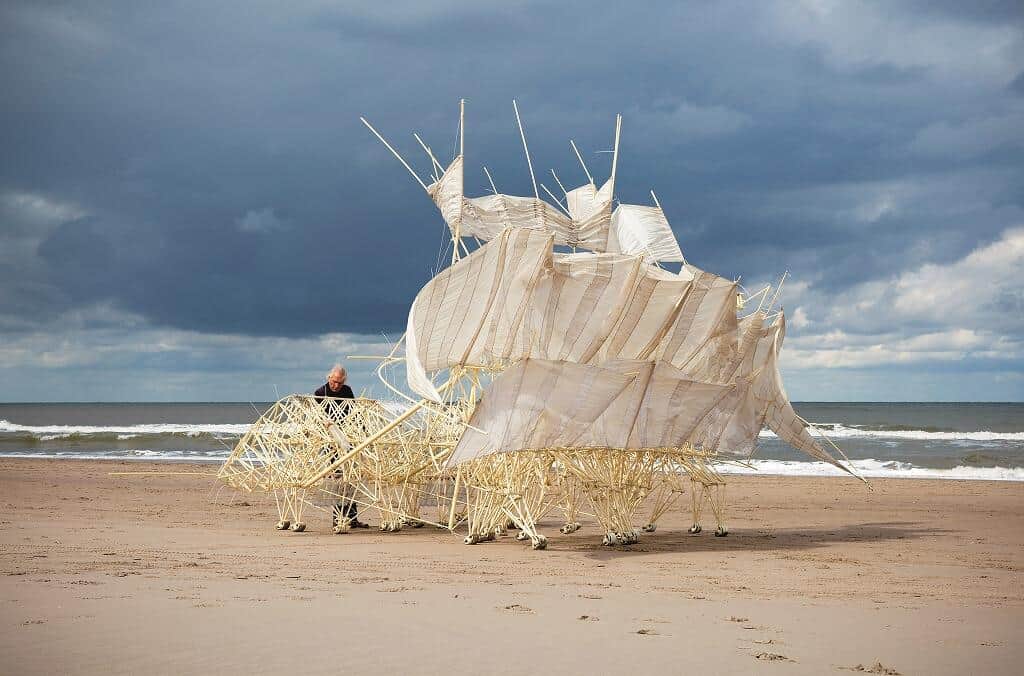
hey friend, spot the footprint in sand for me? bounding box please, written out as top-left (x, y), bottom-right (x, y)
top-left (839, 663), bottom-right (900, 675)
top-left (754, 652), bottom-right (793, 662)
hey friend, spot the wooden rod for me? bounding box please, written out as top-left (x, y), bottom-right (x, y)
top-left (768, 271), bottom-right (789, 311)
top-left (448, 466), bottom-right (463, 530)
top-left (483, 166), bottom-right (498, 195)
top-left (413, 132), bottom-right (444, 180)
top-left (360, 117), bottom-right (428, 192)
top-left (550, 169), bottom-right (568, 196)
top-left (541, 183), bottom-right (570, 215)
top-left (569, 139), bottom-right (594, 185)
top-left (609, 114), bottom-right (622, 193)
top-left (301, 400), bottom-right (427, 487)
top-left (513, 99), bottom-right (539, 199)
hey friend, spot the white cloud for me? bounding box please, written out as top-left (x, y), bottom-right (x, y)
top-left (236, 208), bottom-right (284, 234)
top-left (780, 226), bottom-right (1024, 372)
top-left (0, 303), bottom-right (399, 401)
top-left (0, 190), bottom-right (86, 266)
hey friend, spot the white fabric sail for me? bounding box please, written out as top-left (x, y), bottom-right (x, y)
top-left (406, 227), bottom-right (553, 400)
top-left (597, 264), bottom-right (691, 363)
top-left (688, 313), bottom-right (779, 458)
top-left (406, 231), bottom-right (741, 400)
top-left (564, 180), bottom-right (612, 223)
top-left (448, 359), bottom-right (637, 465)
top-left (759, 316), bottom-right (856, 475)
top-left (517, 252), bottom-right (644, 364)
top-left (607, 204), bottom-right (684, 263)
top-left (450, 358), bottom-right (732, 465)
top-left (426, 160), bottom-right (683, 262)
top-left (656, 267), bottom-right (739, 370)
top-left (427, 155), bottom-right (464, 238)
top-left (685, 312), bottom-right (856, 475)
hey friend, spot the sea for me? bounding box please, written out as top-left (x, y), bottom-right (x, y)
top-left (1, 402), bottom-right (1022, 481)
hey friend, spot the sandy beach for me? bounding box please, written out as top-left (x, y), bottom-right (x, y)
top-left (1, 459), bottom-right (1021, 675)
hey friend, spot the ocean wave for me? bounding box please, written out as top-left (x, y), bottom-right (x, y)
top-left (0, 419), bottom-right (250, 439)
top-left (0, 450), bottom-right (227, 462)
top-left (758, 425), bottom-right (1024, 442)
top-left (718, 458), bottom-right (1024, 481)
top-left (9, 414), bottom-right (1017, 444)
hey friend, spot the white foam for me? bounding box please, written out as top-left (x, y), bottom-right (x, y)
top-left (758, 425), bottom-right (1024, 442)
top-left (718, 458), bottom-right (1024, 481)
top-left (0, 419), bottom-right (251, 437)
top-left (0, 452), bottom-right (225, 462)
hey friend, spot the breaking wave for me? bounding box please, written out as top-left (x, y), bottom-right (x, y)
top-left (5, 415), bottom-right (1020, 444)
top-left (758, 425), bottom-right (1024, 442)
top-left (0, 420), bottom-right (250, 441)
top-left (719, 458), bottom-right (1024, 482)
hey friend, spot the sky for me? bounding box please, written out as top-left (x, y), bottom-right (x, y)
top-left (1, 1), bottom-right (1022, 402)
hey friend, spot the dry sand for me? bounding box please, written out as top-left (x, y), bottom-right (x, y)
top-left (1, 459), bottom-right (1021, 675)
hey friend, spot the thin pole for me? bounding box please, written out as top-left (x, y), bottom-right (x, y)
top-left (413, 132), bottom-right (444, 180)
top-left (360, 117), bottom-right (428, 192)
top-left (609, 114), bottom-right (622, 192)
top-left (550, 169), bottom-right (568, 196)
top-left (541, 183), bottom-right (570, 216)
top-left (448, 466), bottom-right (463, 530)
top-left (483, 166), bottom-right (498, 195)
top-left (459, 98), bottom-right (465, 158)
top-left (513, 99), bottom-right (539, 199)
top-left (650, 190), bottom-right (662, 209)
top-left (768, 271), bottom-right (789, 311)
top-left (570, 139), bottom-right (594, 185)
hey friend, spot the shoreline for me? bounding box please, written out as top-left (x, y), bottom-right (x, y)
top-left (1, 459), bottom-right (1022, 674)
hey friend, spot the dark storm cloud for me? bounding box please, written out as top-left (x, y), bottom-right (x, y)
top-left (1, 0), bottom-right (1022, 343)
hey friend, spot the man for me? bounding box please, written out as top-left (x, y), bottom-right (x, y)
top-left (315, 365), bottom-right (369, 529)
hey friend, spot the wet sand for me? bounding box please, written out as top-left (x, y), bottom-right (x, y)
top-left (1, 459), bottom-right (1021, 675)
